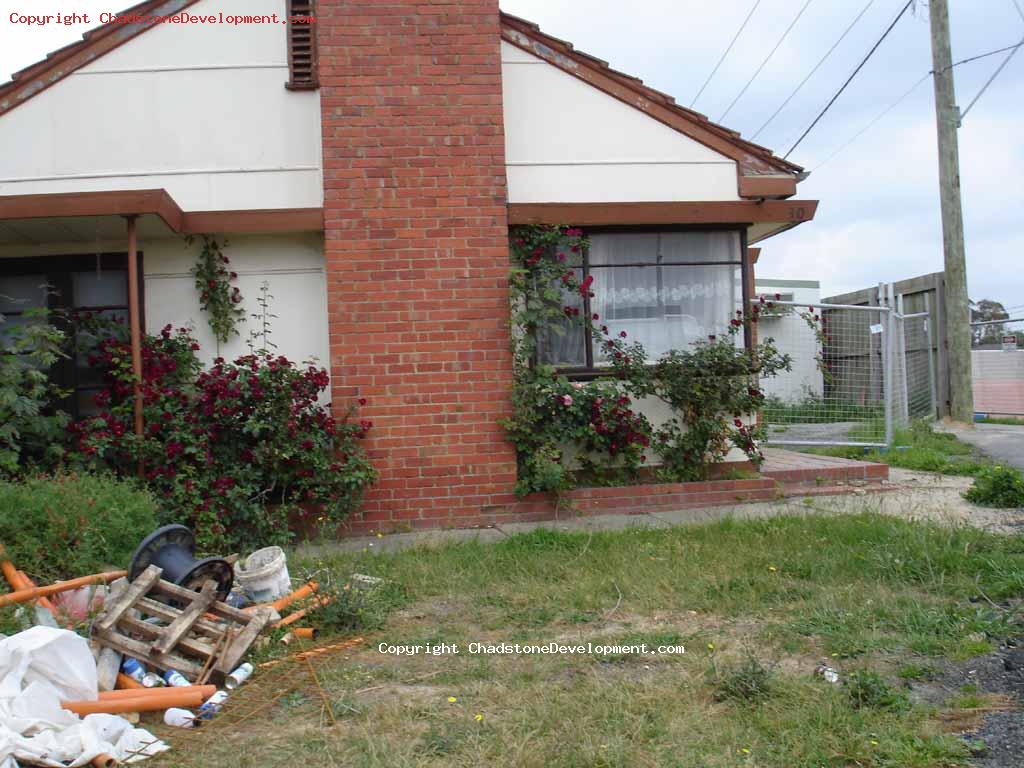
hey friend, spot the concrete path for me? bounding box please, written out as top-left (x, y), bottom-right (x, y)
top-left (296, 468), bottom-right (1024, 558)
top-left (940, 423), bottom-right (1024, 472)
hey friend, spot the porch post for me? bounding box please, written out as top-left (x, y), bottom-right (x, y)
top-left (125, 215), bottom-right (144, 442)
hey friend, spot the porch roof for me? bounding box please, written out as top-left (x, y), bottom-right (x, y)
top-left (0, 189), bottom-right (324, 247)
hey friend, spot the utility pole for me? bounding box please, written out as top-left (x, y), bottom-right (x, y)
top-left (928, 0), bottom-right (974, 423)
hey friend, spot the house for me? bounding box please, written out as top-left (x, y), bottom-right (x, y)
top-left (753, 276), bottom-right (824, 404)
top-left (0, 0), bottom-right (818, 531)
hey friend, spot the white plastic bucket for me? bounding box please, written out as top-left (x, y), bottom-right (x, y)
top-left (235, 546), bottom-right (291, 603)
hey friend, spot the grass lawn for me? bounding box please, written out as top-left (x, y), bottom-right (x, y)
top-left (801, 422), bottom-right (993, 477)
top-left (151, 513), bottom-right (1024, 767)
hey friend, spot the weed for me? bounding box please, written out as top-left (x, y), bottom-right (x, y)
top-left (843, 669), bottom-right (910, 712)
top-left (964, 464), bottom-right (1024, 508)
top-left (710, 655), bottom-right (774, 703)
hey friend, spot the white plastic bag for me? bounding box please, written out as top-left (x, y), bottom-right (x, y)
top-left (0, 627), bottom-right (168, 767)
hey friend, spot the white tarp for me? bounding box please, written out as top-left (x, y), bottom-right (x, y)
top-left (0, 627), bottom-right (168, 767)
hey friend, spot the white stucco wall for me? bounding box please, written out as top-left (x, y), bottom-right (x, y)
top-left (500, 41), bottom-right (740, 203)
top-left (753, 280), bottom-right (823, 403)
top-left (0, 232), bottom-right (330, 379)
top-left (0, 0), bottom-right (322, 211)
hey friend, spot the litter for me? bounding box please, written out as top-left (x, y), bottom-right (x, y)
top-left (815, 662), bottom-right (840, 684)
top-left (235, 546), bottom-right (291, 603)
top-left (0, 626), bottom-right (168, 767)
top-left (163, 707), bottom-right (200, 729)
top-left (224, 663), bottom-right (253, 690)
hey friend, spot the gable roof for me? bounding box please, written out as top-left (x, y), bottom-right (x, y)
top-left (0, 0), bottom-right (200, 118)
top-left (0, 3), bottom-right (803, 198)
top-left (500, 12), bottom-right (804, 196)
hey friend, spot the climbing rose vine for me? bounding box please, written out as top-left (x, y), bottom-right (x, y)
top-left (68, 324), bottom-right (375, 550)
top-left (504, 224), bottom-right (792, 495)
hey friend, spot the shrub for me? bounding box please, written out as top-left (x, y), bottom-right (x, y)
top-left (67, 324), bottom-right (376, 551)
top-left (964, 465), bottom-right (1024, 508)
top-left (0, 308), bottom-right (69, 477)
top-left (0, 473), bottom-right (158, 583)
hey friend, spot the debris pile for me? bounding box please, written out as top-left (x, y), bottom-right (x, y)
top-left (0, 525), bottom-right (340, 766)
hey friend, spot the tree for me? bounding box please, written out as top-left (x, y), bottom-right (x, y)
top-left (969, 298), bottom-right (1009, 346)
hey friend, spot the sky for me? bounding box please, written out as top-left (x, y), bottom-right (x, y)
top-left (0, 0), bottom-right (1021, 310)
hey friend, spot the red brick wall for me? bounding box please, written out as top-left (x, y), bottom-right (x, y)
top-left (318, 0), bottom-right (518, 528)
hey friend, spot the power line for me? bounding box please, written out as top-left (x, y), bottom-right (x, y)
top-left (960, 37), bottom-right (1024, 121)
top-left (751, 0), bottom-right (875, 141)
top-left (812, 74), bottom-right (929, 170)
top-left (690, 0), bottom-right (762, 108)
top-left (784, 0), bottom-right (914, 160)
top-left (812, 40), bottom-right (1024, 170)
top-left (719, 0), bottom-right (815, 123)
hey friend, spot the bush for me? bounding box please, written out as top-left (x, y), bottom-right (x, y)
top-left (0, 473), bottom-right (158, 583)
top-left (0, 308), bottom-right (69, 478)
top-left (964, 465), bottom-right (1024, 508)
top-left (67, 324), bottom-right (376, 551)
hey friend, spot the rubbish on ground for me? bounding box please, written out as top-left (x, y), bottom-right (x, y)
top-left (235, 546), bottom-right (291, 602)
top-left (266, 580), bottom-right (319, 612)
top-left (0, 569), bottom-right (126, 608)
top-left (116, 672), bottom-right (144, 690)
top-left (1, 555), bottom-right (59, 627)
top-left (163, 669), bottom-right (190, 688)
top-left (62, 686), bottom-right (207, 715)
top-left (198, 690), bottom-right (229, 719)
top-left (274, 595), bottom-right (335, 629)
top-left (98, 685), bottom-right (216, 701)
top-left (0, 627), bottom-right (168, 765)
top-left (55, 584), bottom-right (108, 622)
top-left (224, 662), bottom-right (254, 690)
top-left (91, 753), bottom-right (117, 768)
top-left (294, 627), bottom-right (317, 640)
top-left (142, 672), bottom-right (166, 688)
top-left (815, 662), bottom-right (840, 684)
top-left (128, 525), bottom-right (234, 601)
top-left (92, 564), bottom-right (272, 683)
top-left (259, 636), bottom-right (366, 669)
top-left (94, 643), bottom-right (123, 692)
top-left (350, 573), bottom-right (384, 590)
top-left (121, 657), bottom-right (146, 684)
top-left (163, 707), bottom-right (201, 729)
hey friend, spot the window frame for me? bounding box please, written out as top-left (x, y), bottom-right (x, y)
top-left (0, 253), bottom-right (144, 418)
top-left (540, 225), bottom-right (752, 378)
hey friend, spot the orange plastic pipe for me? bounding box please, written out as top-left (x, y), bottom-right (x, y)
top-left (1, 561), bottom-right (57, 613)
top-left (63, 690), bottom-right (204, 715)
top-left (0, 571), bottom-right (127, 608)
top-left (246, 581), bottom-right (319, 613)
top-left (115, 674), bottom-right (145, 691)
top-left (98, 685), bottom-right (216, 701)
top-left (273, 595), bottom-right (335, 629)
top-left (91, 754), bottom-right (117, 768)
top-left (17, 570), bottom-right (58, 613)
top-left (293, 627), bottom-right (317, 639)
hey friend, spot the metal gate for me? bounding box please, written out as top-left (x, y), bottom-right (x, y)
top-left (972, 317), bottom-right (1024, 417)
top-left (756, 287), bottom-right (936, 447)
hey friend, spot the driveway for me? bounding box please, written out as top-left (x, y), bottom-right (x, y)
top-left (941, 423), bottom-right (1024, 472)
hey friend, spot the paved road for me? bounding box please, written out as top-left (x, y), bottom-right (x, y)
top-left (943, 423), bottom-right (1024, 472)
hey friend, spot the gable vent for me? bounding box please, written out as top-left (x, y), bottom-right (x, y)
top-left (286, 0), bottom-right (318, 90)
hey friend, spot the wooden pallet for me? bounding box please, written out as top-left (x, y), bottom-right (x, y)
top-left (94, 565), bottom-right (272, 683)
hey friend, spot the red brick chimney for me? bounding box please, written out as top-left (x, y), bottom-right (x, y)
top-left (318, 1), bottom-right (517, 531)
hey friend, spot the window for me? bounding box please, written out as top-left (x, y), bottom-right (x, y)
top-left (538, 230), bottom-right (745, 370)
top-left (0, 254), bottom-right (137, 418)
top-left (286, 0), bottom-right (318, 90)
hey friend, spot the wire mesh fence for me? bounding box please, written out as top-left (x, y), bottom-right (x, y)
top-left (972, 318), bottom-right (1024, 416)
top-left (894, 310), bottom-right (938, 423)
top-left (757, 300), bottom-right (892, 446)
